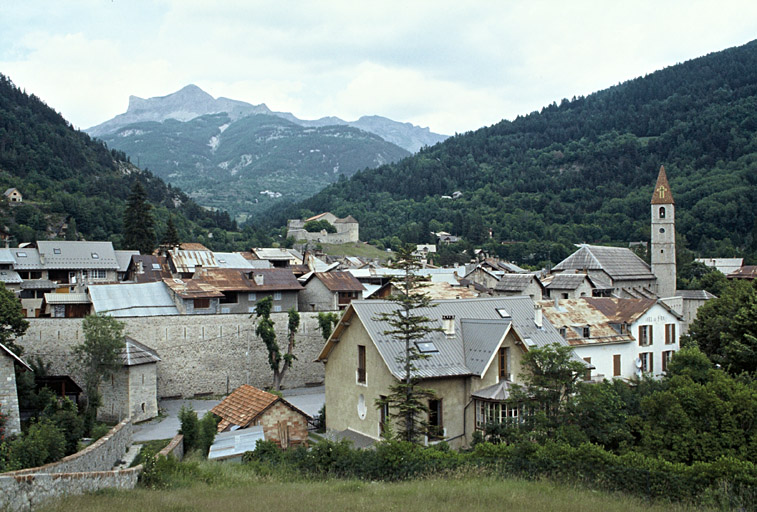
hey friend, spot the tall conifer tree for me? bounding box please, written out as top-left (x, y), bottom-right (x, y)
top-left (123, 181), bottom-right (156, 254)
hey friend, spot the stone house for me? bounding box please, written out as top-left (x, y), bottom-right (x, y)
top-left (286, 212), bottom-right (359, 244)
top-left (0, 342), bottom-right (31, 436)
top-left (3, 187), bottom-right (22, 203)
top-left (542, 273), bottom-right (596, 299)
top-left (163, 277), bottom-right (224, 315)
top-left (463, 265), bottom-right (502, 290)
top-left (211, 384), bottom-right (311, 448)
top-left (192, 267), bottom-right (304, 314)
top-left (99, 337), bottom-right (160, 423)
top-left (540, 297), bottom-right (682, 381)
top-left (493, 273), bottom-right (545, 300)
top-left (316, 297), bottom-right (579, 448)
top-left (298, 271), bottom-right (365, 312)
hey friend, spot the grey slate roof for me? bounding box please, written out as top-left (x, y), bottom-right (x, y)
top-left (37, 241), bottom-right (119, 270)
top-left (545, 273), bottom-right (592, 290)
top-left (121, 337), bottom-right (161, 366)
top-left (494, 273), bottom-right (541, 292)
top-left (0, 269), bottom-right (22, 284)
top-left (11, 248), bottom-right (43, 270)
top-left (0, 342), bottom-right (31, 371)
top-left (344, 296), bottom-right (569, 380)
top-left (115, 250), bottom-right (140, 272)
top-left (89, 281), bottom-right (180, 317)
top-left (0, 249), bottom-right (16, 265)
top-left (552, 244), bottom-right (654, 280)
top-left (676, 289), bottom-right (717, 300)
top-left (20, 279), bottom-right (55, 290)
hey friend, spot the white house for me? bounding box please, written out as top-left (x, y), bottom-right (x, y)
top-left (540, 297), bottom-right (682, 381)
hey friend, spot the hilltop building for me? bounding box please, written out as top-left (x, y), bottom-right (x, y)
top-left (287, 212), bottom-right (359, 244)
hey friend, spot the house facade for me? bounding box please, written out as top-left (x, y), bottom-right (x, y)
top-left (493, 274), bottom-right (544, 300)
top-left (317, 297), bottom-right (578, 448)
top-left (298, 271), bottom-right (365, 311)
top-left (540, 297), bottom-right (682, 381)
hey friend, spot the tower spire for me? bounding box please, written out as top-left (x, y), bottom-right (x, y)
top-left (651, 165), bottom-right (674, 204)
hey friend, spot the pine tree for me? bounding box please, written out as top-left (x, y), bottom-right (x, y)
top-left (161, 215), bottom-right (180, 249)
top-left (375, 245), bottom-right (440, 443)
top-left (123, 181), bottom-right (156, 254)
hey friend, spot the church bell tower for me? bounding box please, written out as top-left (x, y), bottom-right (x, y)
top-left (651, 165), bottom-right (676, 297)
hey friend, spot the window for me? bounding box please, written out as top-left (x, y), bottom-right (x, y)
top-left (561, 292), bottom-right (569, 299)
top-left (613, 354), bottom-right (621, 376)
top-left (415, 341), bottom-right (438, 353)
top-left (152, 263), bottom-right (161, 270)
top-left (16, 251), bottom-right (27, 258)
top-left (379, 396), bottom-right (389, 436)
top-left (582, 326), bottom-right (591, 338)
top-left (193, 298), bottom-right (210, 309)
top-left (475, 400), bottom-right (521, 429)
top-left (428, 399), bottom-right (443, 439)
top-left (638, 325), bottom-right (652, 346)
top-left (273, 305), bottom-right (282, 312)
top-left (559, 327), bottom-right (567, 338)
top-left (499, 347), bottom-right (510, 381)
top-left (89, 269), bottom-right (107, 280)
top-left (357, 345), bottom-right (366, 384)
top-left (91, 252), bottom-right (99, 259)
top-left (659, 206), bottom-right (666, 219)
top-left (639, 352), bottom-right (653, 374)
top-left (662, 350), bottom-right (675, 372)
top-left (665, 324), bottom-right (676, 345)
top-left (220, 292), bottom-right (238, 304)
top-left (583, 357), bottom-right (592, 381)
top-left (248, 292), bottom-right (257, 302)
top-left (273, 291), bottom-right (282, 301)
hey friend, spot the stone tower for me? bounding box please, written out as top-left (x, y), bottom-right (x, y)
top-left (651, 165), bottom-right (676, 297)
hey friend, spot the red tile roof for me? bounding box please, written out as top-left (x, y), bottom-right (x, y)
top-left (210, 384), bottom-right (311, 432)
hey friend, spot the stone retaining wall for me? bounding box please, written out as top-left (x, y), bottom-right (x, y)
top-left (0, 419), bottom-right (135, 512)
top-left (17, 312), bottom-right (327, 399)
top-left (159, 434), bottom-right (184, 460)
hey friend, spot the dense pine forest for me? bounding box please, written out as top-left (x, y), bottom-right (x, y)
top-left (271, 39), bottom-right (757, 266)
top-left (0, 74), bottom-right (244, 249)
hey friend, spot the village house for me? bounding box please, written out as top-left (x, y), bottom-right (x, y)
top-left (298, 271), bottom-right (365, 311)
top-left (98, 337), bottom-right (160, 423)
top-left (3, 187), bottom-right (22, 203)
top-left (0, 342), bottom-right (31, 436)
top-left (125, 254), bottom-right (173, 283)
top-left (542, 273), bottom-right (596, 299)
top-left (192, 267), bottom-right (304, 314)
top-left (316, 296), bottom-right (580, 448)
top-left (493, 273), bottom-right (545, 300)
top-left (210, 384), bottom-right (311, 448)
top-left (540, 297), bottom-right (682, 381)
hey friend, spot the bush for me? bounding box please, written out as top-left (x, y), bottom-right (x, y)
top-left (2, 419), bottom-right (66, 470)
top-left (179, 406), bottom-right (199, 452)
top-left (197, 411), bottom-right (219, 456)
top-left (304, 219), bottom-right (336, 233)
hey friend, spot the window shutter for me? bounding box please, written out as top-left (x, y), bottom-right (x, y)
top-left (613, 354), bottom-right (621, 376)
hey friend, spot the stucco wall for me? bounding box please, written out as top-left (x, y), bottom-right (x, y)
top-left (0, 353), bottom-right (21, 435)
top-left (17, 313), bottom-right (327, 399)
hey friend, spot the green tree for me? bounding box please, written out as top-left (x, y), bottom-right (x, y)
top-left (254, 297), bottom-right (299, 390)
top-left (73, 314), bottom-right (126, 425)
top-left (123, 181), bottom-right (156, 254)
top-left (304, 219), bottom-right (336, 233)
top-left (178, 405), bottom-right (199, 451)
top-left (686, 280), bottom-right (757, 374)
top-left (65, 217), bottom-right (78, 241)
top-left (374, 245), bottom-right (440, 443)
top-left (317, 312), bottom-right (340, 341)
top-left (0, 283), bottom-right (29, 356)
top-left (161, 215), bottom-right (180, 248)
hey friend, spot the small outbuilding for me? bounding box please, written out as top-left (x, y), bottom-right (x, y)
top-left (211, 385), bottom-right (311, 448)
top-left (3, 188), bottom-right (22, 203)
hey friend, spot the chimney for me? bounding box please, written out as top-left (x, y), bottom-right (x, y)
top-left (254, 274), bottom-right (264, 286)
top-left (442, 315), bottom-right (455, 336)
top-left (534, 304), bottom-right (543, 328)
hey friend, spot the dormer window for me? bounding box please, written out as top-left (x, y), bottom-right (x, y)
top-left (582, 326), bottom-right (591, 338)
top-left (91, 253), bottom-right (99, 259)
top-left (659, 207), bottom-right (666, 219)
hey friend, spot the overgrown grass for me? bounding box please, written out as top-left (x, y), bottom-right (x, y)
top-left (129, 439), bottom-right (173, 468)
top-left (319, 242), bottom-right (390, 260)
top-left (39, 464), bottom-right (695, 512)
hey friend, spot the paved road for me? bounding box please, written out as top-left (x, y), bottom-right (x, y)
top-left (133, 386), bottom-right (325, 442)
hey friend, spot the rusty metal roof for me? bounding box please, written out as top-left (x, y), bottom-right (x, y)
top-left (163, 277), bottom-right (224, 298)
top-left (211, 384), bottom-right (310, 432)
top-left (728, 265), bottom-right (757, 280)
top-left (539, 298), bottom-right (634, 346)
top-left (247, 269), bottom-right (304, 291)
top-left (179, 242), bottom-right (211, 251)
top-left (192, 268), bottom-right (257, 292)
top-left (168, 248), bottom-right (218, 274)
top-left (313, 271), bottom-right (364, 292)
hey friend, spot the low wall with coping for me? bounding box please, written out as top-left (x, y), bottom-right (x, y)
top-left (159, 434), bottom-right (184, 460)
top-left (17, 312), bottom-right (327, 399)
top-left (0, 419), bottom-right (136, 512)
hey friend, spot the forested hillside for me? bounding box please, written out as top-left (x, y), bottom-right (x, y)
top-left (0, 73), bottom-right (242, 250)
top-left (272, 40), bottom-right (757, 266)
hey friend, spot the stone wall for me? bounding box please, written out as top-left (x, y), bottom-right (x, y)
top-left (17, 312), bottom-right (327, 399)
top-left (0, 419), bottom-right (135, 512)
top-left (261, 401), bottom-right (309, 448)
top-left (0, 352), bottom-right (22, 435)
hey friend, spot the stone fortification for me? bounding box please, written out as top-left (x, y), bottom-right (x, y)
top-left (17, 312), bottom-right (327, 399)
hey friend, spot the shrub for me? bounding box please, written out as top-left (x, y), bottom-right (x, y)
top-left (197, 411), bottom-right (219, 456)
top-left (3, 419), bottom-right (66, 470)
top-left (179, 406), bottom-right (199, 452)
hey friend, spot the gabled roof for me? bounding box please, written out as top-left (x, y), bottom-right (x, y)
top-left (333, 215), bottom-right (358, 224)
top-left (128, 255), bottom-right (172, 283)
top-left (651, 165), bottom-right (674, 205)
top-left (163, 277), bottom-right (224, 299)
top-left (37, 241), bottom-right (119, 270)
top-left (544, 273), bottom-right (594, 291)
top-left (318, 297), bottom-right (570, 380)
top-left (675, 289), bottom-right (717, 300)
top-left (211, 384), bottom-right (311, 432)
top-left (90, 281), bottom-right (180, 316)
top-left (310, 271), bottom-right (365, 292)
top-left (114, 250), bottom-right (140, 272)
top-left (4, 187), bottom-right (19, 196)
top-left (727, 266), bottom-right (757, 280)
top-left (246, 268), bottom-right (304, 291)
top-left (213, 252), bottom-right (257, 270)
top-left (121, 337), bottom-right (160, 366)
top-left (168, 248), bottom-right (218, 274)
top-left (494, 273), bottom-right (543, 292)
top-left (552, 244), bottom-right (654, 280)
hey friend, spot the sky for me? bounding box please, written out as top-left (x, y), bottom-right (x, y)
top-left (1, 1), bottom-right (757, 135)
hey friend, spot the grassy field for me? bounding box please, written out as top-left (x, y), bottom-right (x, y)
top-left (40, 463), bottom-right (696, 512)
top-left (319, 242), bottom-right (391, 261)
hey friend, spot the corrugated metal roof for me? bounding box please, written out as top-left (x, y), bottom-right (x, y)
top-left (213, 252), bottom-right (256, 270)
top-left (121, 337), bottom-right (160, 366)
top-left (168, 248), bottom-right (218, 274)
top-left (328, 296), bottom-right (570, 380)
top-left (44, 293), bottom-right (90, 304)
top-left (462, 319), bottom-right (510, 377)
top-left (193, 268), bottom-right (257, 291)
top-left (539, 299), bottom-right (634, 346)
top-left (471, 380), bottom-right (515, 401)
top-left (0, 269), bottom-right (22, 284)
top-left (37, 241), bottom-right (119, 269)
top-left (313, 271), bottom-right (364, 292)
top-left (494, 274), bottom-right (541, 292)
top-left (89, 281), bottom-right (180, 317)
top-left (208, 426), bottom-right (265, 461)
top-left (163, 277), bottom-right (224, 298)
top-left (552, 244), bottom-right (654, 280)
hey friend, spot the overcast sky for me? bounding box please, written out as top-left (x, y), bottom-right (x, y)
top-left (1, 1), bottom-right (756, 135)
